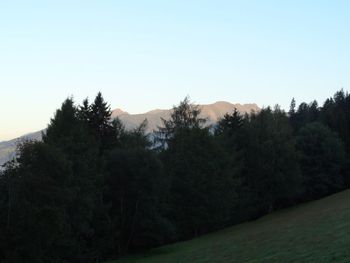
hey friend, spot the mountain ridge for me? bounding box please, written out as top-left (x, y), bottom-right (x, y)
top-left (0, 101), bottom-right (259, 165)
top-left (113, 101), bottom-right (259, 132)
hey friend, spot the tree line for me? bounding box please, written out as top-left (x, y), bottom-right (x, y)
top-left (0, 90), bottom-right (349, 262)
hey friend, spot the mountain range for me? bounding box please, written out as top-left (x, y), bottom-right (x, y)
top-left (0, 101), bottom-right (259, 166)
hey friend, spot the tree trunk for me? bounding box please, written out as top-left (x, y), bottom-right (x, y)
top-left (126, 199), bottom-right (140, 252)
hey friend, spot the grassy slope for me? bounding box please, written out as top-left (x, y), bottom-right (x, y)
top-left (108, 189), bottom-right (350, 263)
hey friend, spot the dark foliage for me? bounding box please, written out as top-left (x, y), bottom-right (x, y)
top-left (296, 122), bottom-right (346, 200)
top-left (104, 148), bottom-right (173, 256)
top-left (1, 90), bottom-right (349, 262)
top-left (238, 107), bottom-right (302, 215)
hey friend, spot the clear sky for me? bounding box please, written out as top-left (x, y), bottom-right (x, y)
top-left (1, 1), bottom-right (350, 141)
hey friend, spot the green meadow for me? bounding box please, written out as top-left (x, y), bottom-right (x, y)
top-left (109, 189), bottom-right (350, 263)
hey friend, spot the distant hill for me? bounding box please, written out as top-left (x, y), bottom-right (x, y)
top-left (0, 131), bottom-right (43, 166)
top-left (113, 101), bottom-right (259, 132)
top-left (0, 101), bottom-right (259, 165)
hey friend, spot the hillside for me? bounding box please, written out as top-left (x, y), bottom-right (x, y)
top-left (0, 130), bottom-right (42, 166)
top-left (108, 189), bottom-right (350, 263)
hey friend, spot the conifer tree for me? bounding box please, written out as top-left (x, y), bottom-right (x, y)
top-left (240, 107), bottom-right (301, 215)
top-left (297, 122), bottom-right (346, 199)
top-left (89, 92), bottom-right (117, 151)
top-left (155, 96), bottom-right (206, 147)
top-left (158, 98), bottom-right (237, 239)
top-left (289, 98), bottom-right (296, 115)
top-left (44, 97), bottom-right (101, 260)
top-left (0, 141), bottom-right (73, 262)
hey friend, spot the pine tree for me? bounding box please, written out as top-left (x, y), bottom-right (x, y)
top-left (104, 148), bottom-right (173, 256)
top-left (240, 107), bottom-right (302, 215)
top-left (215, 108), bottom-right (244, 140)
top-left (297, 122), bottom-right (346, 199)
top-left (0, 141), bottom-right (74, 262)
top-left (155, 96), bottom-right (206, 148)
top-left (289, 98), bottom-right (296, 115)
top-left (157, 98), bottom-right (237, 239)
top-left (78, 98), bottom-right (91, 123)
top-left (89, 92), bottom-right (117, 151)
top-left (44, 97), bottom-right (101, 261)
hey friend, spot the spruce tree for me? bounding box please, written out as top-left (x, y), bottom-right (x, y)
top-left (44, 97), bottom-right (101, 261)
top-left (240, 107), bottom-right (302, 215)
top-left (89, 92), bottom-right (117, 151)
top-left (296, 122), bottom-right (346, 199)
top-left (158, 98), bottom-right (237, 239)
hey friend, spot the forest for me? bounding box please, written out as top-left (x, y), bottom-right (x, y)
top-left (0, 90), bottom-right (349, 263)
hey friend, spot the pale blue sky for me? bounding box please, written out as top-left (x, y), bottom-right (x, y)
top-left (1, 1), bottom-right (350, 140)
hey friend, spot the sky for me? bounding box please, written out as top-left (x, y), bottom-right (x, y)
top-left (1, 0), bottom-right (350, 141)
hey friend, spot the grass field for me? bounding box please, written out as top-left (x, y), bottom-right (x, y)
top-left (108, 189), bottom-right (350, 263)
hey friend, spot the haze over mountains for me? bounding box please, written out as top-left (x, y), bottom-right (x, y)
top-left (113, 101), bottom-right (259, 132)
top-left (0, 101), bottom-right (259, 165)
